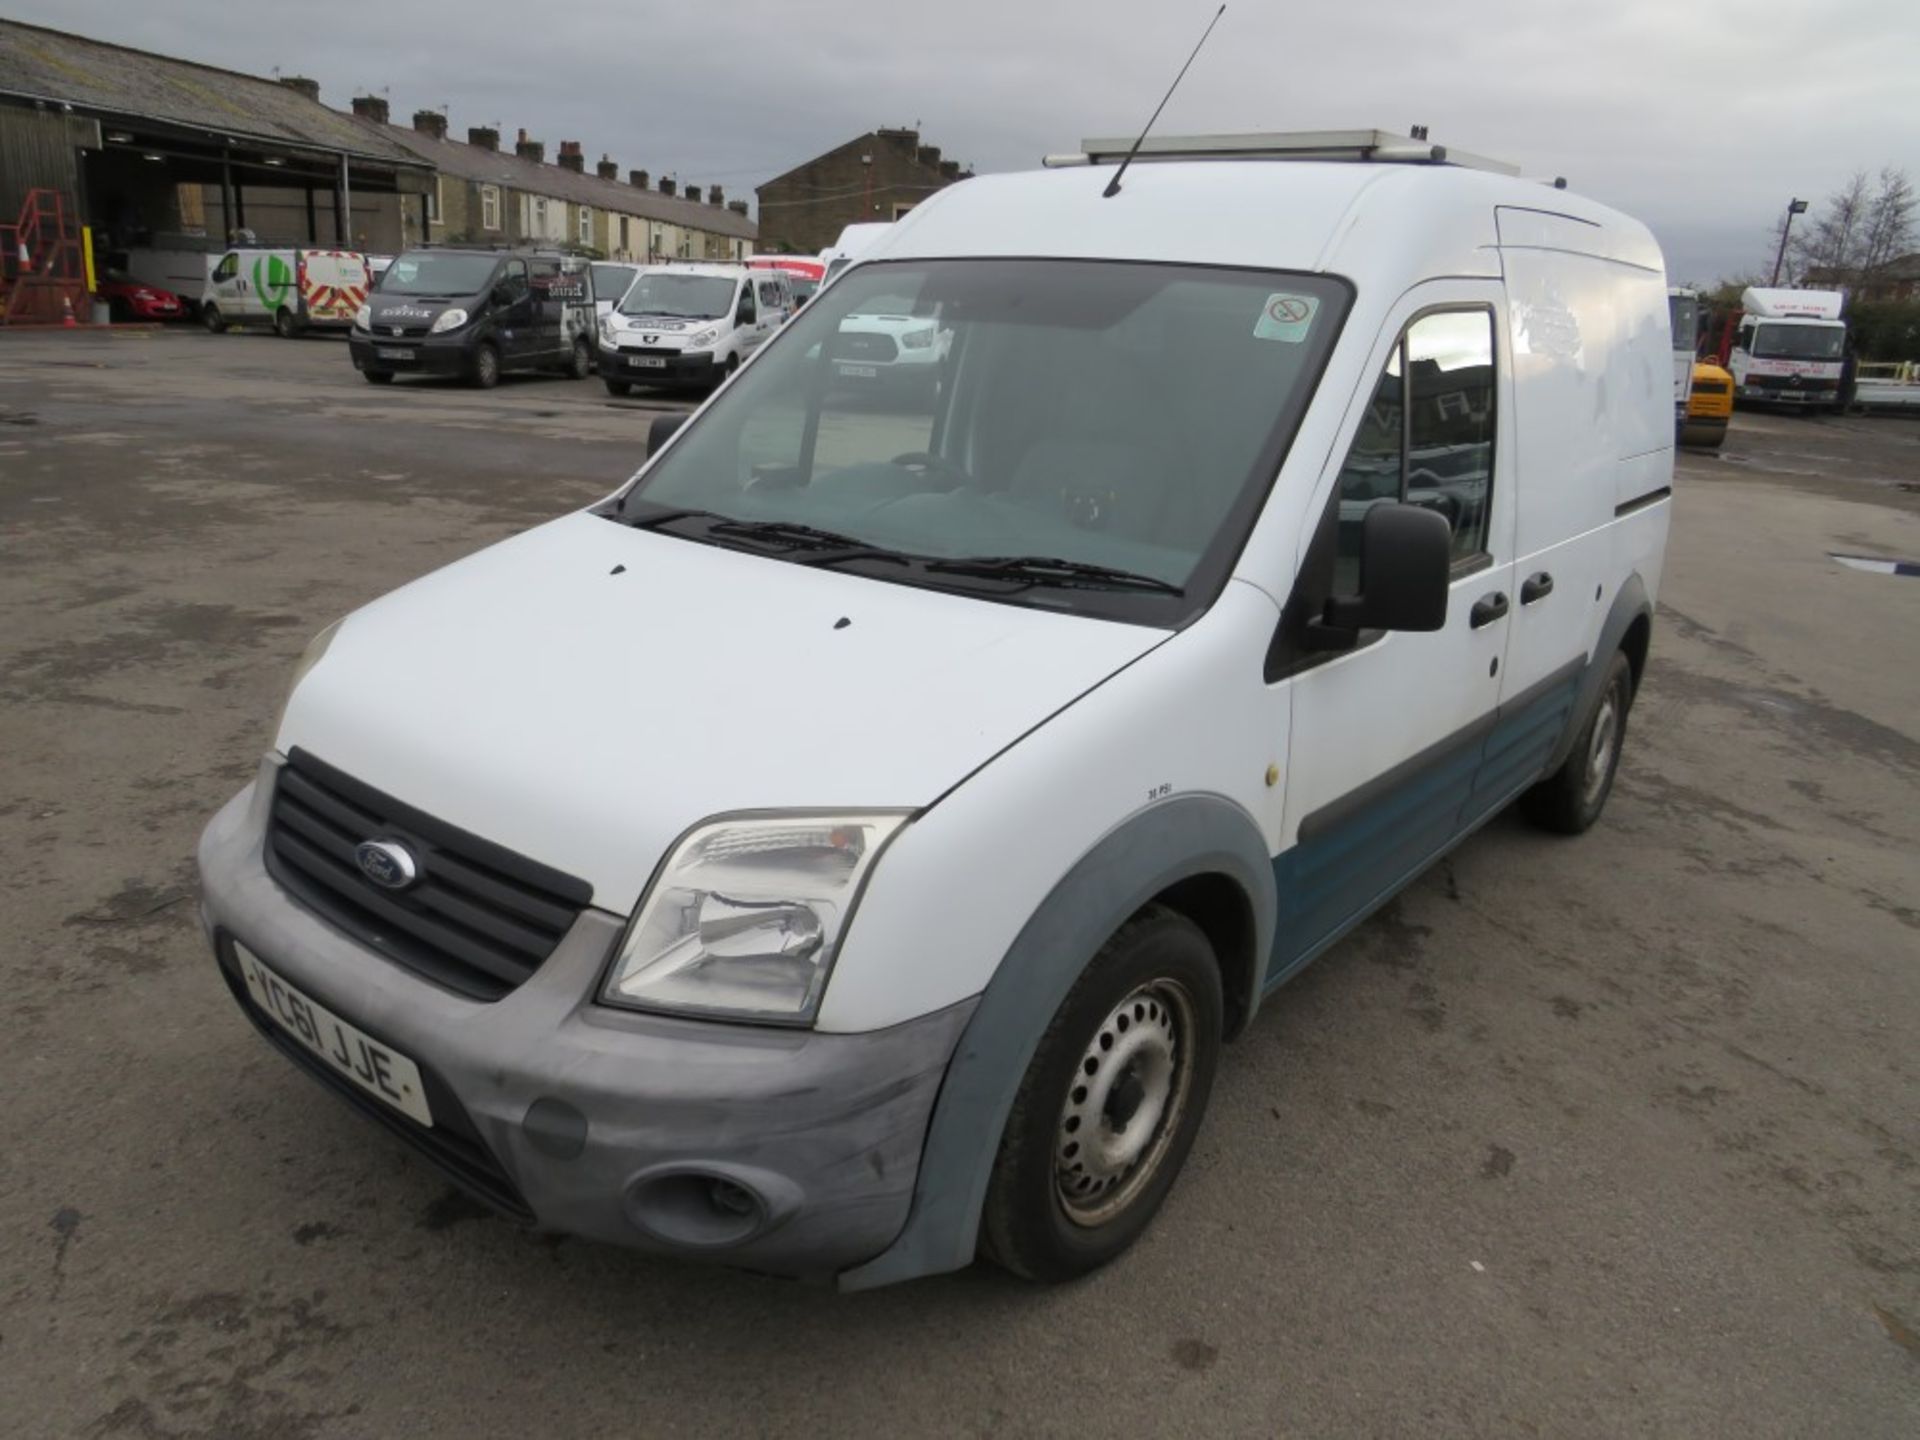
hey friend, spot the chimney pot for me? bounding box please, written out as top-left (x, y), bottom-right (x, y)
top-left (709, 185), bottom-right (724, 206)
top-left (557, 140), bottom-right (584, 173)
top-left (685, 185), bottom-right (703, 204)
top-left (630, 169), bottom-right (650, 189)
top-left (659, 177), bottom-right (677, 196)
top-left (727, 200), bottom-right (749, 216)
top-left (515, 131), bottom-right (546, 164)
top-left (351, 95), bottom-right (391, 125)
top-left (412, 110), bottom-right (448, 140)
top-left (597, 154), bottom-right (620, 181)
top-left (277, 76), bottom-right (321, 103)
top-left (468, 125), bottom-right (499, 151)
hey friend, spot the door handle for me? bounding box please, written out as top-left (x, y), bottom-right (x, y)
top-left (1469, 591), bottom-right (1510, 628)
top-left (1520, 571), bottom-right (1555, 605)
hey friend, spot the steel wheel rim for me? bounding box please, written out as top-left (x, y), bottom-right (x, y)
top-left (1584, 688), bottom-right (1620, 806)
top-left (478, 348), bottom-right (498, 384)
top-left (1054, 979), bottom-right (1194, 1228)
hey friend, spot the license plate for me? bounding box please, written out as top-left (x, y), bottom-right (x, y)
top-left (837, 364), bottom-right (879, 379)
top-left (628, 356), bottom-right (667, 369)
top-left (376, 347), bottom-right (414, 360)
top-left (236, 943), bottom-right (432, 1126)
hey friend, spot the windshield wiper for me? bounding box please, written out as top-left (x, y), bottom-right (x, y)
top-left (924, 555), bottom-right (1186, 596)
top-left (705, 518), bottom-right (914, 567)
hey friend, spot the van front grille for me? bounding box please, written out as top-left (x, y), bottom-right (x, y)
top-left (264, 748), bottom-right (592, 1002)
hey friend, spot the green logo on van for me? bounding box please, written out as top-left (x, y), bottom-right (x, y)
top-left (252, 254), bottom-right (295, 310)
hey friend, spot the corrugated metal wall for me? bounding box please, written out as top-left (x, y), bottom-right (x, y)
top-left (0, 107), bottom-right (101, 224)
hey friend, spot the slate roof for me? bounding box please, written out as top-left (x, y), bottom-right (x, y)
top-left (0, 18), bottom-right (426, 166)
top-left (380, 123), bottom-right (758, 241)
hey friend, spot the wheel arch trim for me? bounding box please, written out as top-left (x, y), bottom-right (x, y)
top-left (837, 792), bottom-right (1274, 1290)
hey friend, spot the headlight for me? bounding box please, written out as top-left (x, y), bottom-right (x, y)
top-left (899, 327), bottom-right (936, 350)
top-left (691, 327), bottom-right (720, 347)
top-left (429, 307), bottom-right (468, 334)
top-left (599, 317), bottom-right (620, 346)
top-left (601, 812), bottom-right (909, 1024)
top-left (353, 303), bottom-right (371, 330)
top-left (272, 618), bottom-right (342, 746)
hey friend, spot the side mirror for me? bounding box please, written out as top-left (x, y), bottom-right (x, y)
top-left (648, 413), bottom-right (688, 454)
top-left (1311, 502), bottom-right (1451, 644)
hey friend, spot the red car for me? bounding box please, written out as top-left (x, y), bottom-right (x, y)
top-left (95, 271), bottom-right (185, 323)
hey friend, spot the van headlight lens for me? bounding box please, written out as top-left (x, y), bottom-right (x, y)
top-left (691, 327), bottom-right (720, 347)
top-left (601, 812), bottom-right (909, 1025)
top-left (429, 307), bottom-right (469, 334)
top-left (899, 327), bottom-right (936, 350)
top-left (353, 303), bottom-right (371, 330)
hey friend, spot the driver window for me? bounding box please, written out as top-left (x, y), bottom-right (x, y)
top-left (498, 261), bottom-right (529, 303)
top-left (736, 284), bottom-right (756, 324)
top-left (213, 254), bottom-right (238, 282)
top-left (1332, 344), bottom-right (1403, 594)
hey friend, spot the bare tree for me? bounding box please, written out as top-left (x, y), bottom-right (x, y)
top-left (1860, 166), bottom-right (1917, 277)
top-left (1794, 170), bottom-right (1872, 280)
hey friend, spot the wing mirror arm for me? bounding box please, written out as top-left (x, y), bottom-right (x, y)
top-left (1301, 502), bottom-right (1453, 650)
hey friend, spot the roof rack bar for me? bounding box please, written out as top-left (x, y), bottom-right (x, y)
top-left (1051, 129), bottom-right (1521, 177)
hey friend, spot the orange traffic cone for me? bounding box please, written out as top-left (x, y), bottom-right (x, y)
top-left (61, 294), bottom-right (77, 328)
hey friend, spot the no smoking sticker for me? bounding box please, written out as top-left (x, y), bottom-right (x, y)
top-left (1254, 292), bottom-right (1319, 342)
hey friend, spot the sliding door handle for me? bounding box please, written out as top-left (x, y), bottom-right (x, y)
top-left (1520, 571), bottom-right (1555, 605)
top-left (1469, 591), bottom-right (1510, 629)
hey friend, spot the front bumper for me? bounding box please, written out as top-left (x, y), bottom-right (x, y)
top-left (350, 332), bottom-right (474, 376)
top-left (197, 759), bottom-right (975, 1280)
top-left (1737, 382), bottom-right (1837, 406)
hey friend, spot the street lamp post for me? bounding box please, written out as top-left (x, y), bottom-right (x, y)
top-left (1770, 197), bottom-right (1809, 286)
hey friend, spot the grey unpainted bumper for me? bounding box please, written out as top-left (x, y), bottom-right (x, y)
top-left (197, 758), bottom-right (975, 1282)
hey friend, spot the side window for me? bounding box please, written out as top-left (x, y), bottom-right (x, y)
top-left (757, 280), bottom-right (779, 307)
top-left (498, 261), bottom-right (529, 303)
top-left (1331, 307), bottom-right (1495, 590)
top-left (213, 253), bottom-right (238, 282)
top-left (1405, 309), bottom-right (1494, 565)
top-left (1332, 346), bottom-right (1403, 594)
top-left (528, 259), bottom-right (561, 297)
top-left (736, 284), bottom-right (756, 325)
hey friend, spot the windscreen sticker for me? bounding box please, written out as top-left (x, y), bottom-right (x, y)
top-left (1254, 292), bottom-right (1319, 342)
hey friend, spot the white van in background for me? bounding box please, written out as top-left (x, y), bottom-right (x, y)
top-left (820, 222), bottom-right (893, 285)
top-left (203, 248), bottom-right (373, 337)
top-left (199, 130), bottom-right (1672, 1290)
top-left (596, 263), bottom-right (789, 394)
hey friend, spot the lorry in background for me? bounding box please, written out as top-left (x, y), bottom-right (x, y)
top-left (1667, 288), bottom-right (1698, 431)
top-left (1727, 287), bottom-right (1846, 409)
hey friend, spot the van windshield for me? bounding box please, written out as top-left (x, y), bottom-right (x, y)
top-left (1752, 322), bottom-right (1845, 361)
top-left (591, 263), bottom-right (637, 305)
top-left (615, 259), bottom-right (1349, 623)
top-left (377, 253), bottom-right (497, 296)
top-left (620, 274), bottom-right (737, 320)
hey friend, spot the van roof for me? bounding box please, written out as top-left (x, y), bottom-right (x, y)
top-left (635, 262), bottom-right (752, 279)
top-left (865, 153), bottom-right (1662, 291)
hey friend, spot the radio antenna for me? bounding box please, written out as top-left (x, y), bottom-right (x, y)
top-left (1103, 4), bottom-right (1227, 199)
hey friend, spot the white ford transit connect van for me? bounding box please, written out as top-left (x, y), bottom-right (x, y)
top-left (199, 132), bottom-right (1674, 1288)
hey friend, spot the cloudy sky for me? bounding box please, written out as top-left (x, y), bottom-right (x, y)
top-left (10, 0), bottom-right (1918, 282)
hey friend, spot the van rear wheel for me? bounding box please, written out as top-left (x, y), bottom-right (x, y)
top-left (567, 337), bottom-right (592, 380)
top-left (980, 904), bottom-right (1222, 1283)
top-left (273, 307), bottom-right (300, 339)
top-left (202, 303), bottom-right (226, 334)
top-left (1521, 650), bottom-right (1633, 834)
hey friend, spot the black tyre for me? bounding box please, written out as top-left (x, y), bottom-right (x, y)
top-left (469, 342), bottom-right (500, 390)
top-left (362, 369), bottom-right (395, 385)
top-left (714, 353), bottom-right (739, 390)
top-left (604, 378), bottom-right (632, 397)
top-left (274, 307), bottom-right (300, 339)
top-left (1520, 650), bottom-right (1634, 835)
top-left (981, 904), bottom-right (1223, 1283)
top-left (202, 303), bottom-right (226, 334)
top-left (567, 338), bottom-right (592, 380)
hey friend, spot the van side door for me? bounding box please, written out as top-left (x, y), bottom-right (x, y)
top-left (1268, 285), bottom-right (1515, 984)
top-left (208, 251), bottom-right (243, 316)
top-left (1484, 247), bottom-right (1668, 810)
top-left (492, 259), bottom-right (534, 362)
top-left (526, 257), bottom-right (564, 357)
top-left (732, 279), bottom-right (759, 353)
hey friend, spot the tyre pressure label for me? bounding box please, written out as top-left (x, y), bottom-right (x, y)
top-left (1254, 292), bottom-right (1318, 342)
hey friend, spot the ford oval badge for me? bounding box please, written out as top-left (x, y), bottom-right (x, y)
top-left (354, 839), bottom-right (420, 890)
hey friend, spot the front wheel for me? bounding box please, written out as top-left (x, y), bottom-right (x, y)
top-left (1521, 650), bottom-right (1633, 834)
top-left (603, 378), bottom-right (632, 397)
top-left (981, 904), bottom-right (1222, 1282)
top-left (361, 369), bottom-right (394, 385)
top-left (202, 303), bottom-right (226, 334)
top-left (469, 342), bottom-right (500, 390)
